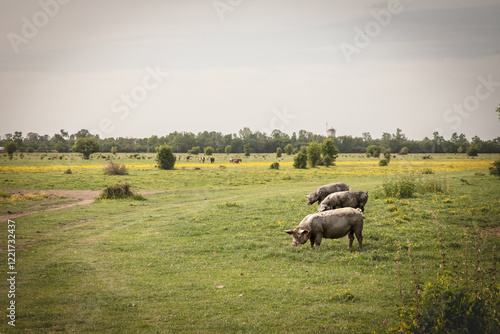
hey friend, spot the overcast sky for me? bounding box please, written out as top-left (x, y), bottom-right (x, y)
top-left (1, 0), bottom-right (499, 140)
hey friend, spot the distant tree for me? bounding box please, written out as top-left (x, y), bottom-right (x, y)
top-left (111, 146), bottom-right (118, 155)
top-left (244, 144), bottom-right (251, 157)
top-left (400, 147), bottom-right (409, 155)
top-left (5, 141), bottom-right (17, 160)
top-left (13, 131), bottom-right (23, 147)
top-left (188, 146), bottom-right (201, 155)
top-left (466, 145), bottom-right (479, 157)
top-left (55, 142), bottom-right (69, 153)
top-left (74, 129), bottom-right (92, 138)
top-left (204, 146), bottom-right (214, 156)
top-left (293, 147), bottom-right (308, 169)
top-left (383, 149), bottom-right (391, 164)
top-left (366, 145), bottom-right (383, 158)
top-left (307, 141), bottom-right (322, 167)
top-left (156, 145), bottom-right (176, 170)
top-left (72, 137), bottom-right (99, 159)
top-left (225, 145), bottom-right (232, 155)
top-left (322, 138), bottom-right (339, 160)
top-left (496, 104), bottom-right (500, 121)
top-left (284, 143), bottom-right (294, 155)
top-left (276, 147), bottom-right (282, 158)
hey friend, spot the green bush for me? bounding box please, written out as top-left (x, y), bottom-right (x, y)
top-left (64, 168), bottom-right (72, 175)
top-left (276, 147), bottom-right (282, 158)
top-left (293, 147), bottom-right (308, 169)
top-left (307, 141), bottom-right (322, 167)
top-left (204, 146), bottom-right (214, 156)
top-left (5, 141), bottom-right (17, 160)
top-left (379, 159), bottom-right (389, 166)
top-left (72, 137), bottom-right (100, 160)
top-left (399, 277), bottom-right (498, 333)
top-left (466, 145), bottom-right (479, 157)
top-left (489, 159), bottom-right (500, 176)
top-left (396, 228), bottom-right (499, 333)
top-left (188, 146), bottom-right (200, 155)
top-left (244, 144), bottom-right (251, 157)
top-left (322, 155), bottom-right (334, 167)
top-left (97, 183), bottom-right (145, 201)
top-left (284, 143), bottom-right (293, 155)
top-left (103, 160), bottom-right (128, 175)
top-left (399, 147), bottom-right (409, 155)
top-left (225, 145), bottom-right (232, 154)
top-left (366, 145), bottom-right (383, 158)
top-left (270, 162), bottom-right (279, 170)
top-left (156, 145), bottom-right (176, 170)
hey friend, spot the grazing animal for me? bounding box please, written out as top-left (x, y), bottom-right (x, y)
top-left (210, 157), bottom-right (215, 163)
top-left (318, 190), bottom-right (369, 212)
top-left (305, 182), bottom-right (350, 205)
top-left (186, 155), bottom-right (192, 161)
top-left (230, 158), bottom-right (242, 163)
top-left (285, 207), bottom-right (364, 249)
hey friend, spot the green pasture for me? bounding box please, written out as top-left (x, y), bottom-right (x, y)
top-left (0, 153), bottom-right (499, 333)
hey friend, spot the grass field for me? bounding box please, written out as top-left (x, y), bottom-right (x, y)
top-left (1, 152), bottom-right (499, 333)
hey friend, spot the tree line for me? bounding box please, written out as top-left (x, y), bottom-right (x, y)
top-left (1, 127), bottom-right (499, 155)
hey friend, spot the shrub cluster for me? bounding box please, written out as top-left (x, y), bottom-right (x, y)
top-left (97, 183), bottom-right (145, 201)
top-left (489, 159), bottom-right (500, 176)
top-left (395, 227), bottom-right (499, 333)
top-left (103, 160), bottom-right (128, 175)
top-left (270, 162), bottom-right (279, 169)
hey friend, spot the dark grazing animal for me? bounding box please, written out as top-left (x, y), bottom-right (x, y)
top-left (305, 182), bottom-right (350, 205)
top-left (318, 190), bottom-right (369, 212)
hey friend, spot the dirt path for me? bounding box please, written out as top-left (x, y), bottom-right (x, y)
top-left (0, 189), bottom-right (164, 221)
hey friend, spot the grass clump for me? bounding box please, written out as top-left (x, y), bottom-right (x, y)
top-left (0, 190), bottom-right (10, 198)
top-left (270, 162), bottom-right (280, 169)
top-left (97, 183), bottom-right (145, 200)
top-left (103, 160), bottom-right (128, 175)
top-left (378, 173), bottom-right (449, 199)
top-left (64, 168), bottom-right (72, 174)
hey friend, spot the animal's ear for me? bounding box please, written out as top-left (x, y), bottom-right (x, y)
top-left (299, 229), bottom-right (310, 236)
top-left (284, 229), bottom-right (294, 235)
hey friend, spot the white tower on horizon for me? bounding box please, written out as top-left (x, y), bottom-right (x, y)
top-left (326, 123), bottom-right (336, 138)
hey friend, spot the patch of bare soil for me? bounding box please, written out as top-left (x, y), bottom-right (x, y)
top-left (0, 189), bottom-right (164, 221)
top-left (480, 226), bottom-right (500, 236)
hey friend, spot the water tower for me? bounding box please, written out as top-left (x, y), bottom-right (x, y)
top-left (326, 123), bottom-right (336, 138)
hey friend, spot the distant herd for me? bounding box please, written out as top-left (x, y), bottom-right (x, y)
top-left (176, 156), bottom-right (241, 164)
top-left (285, 182), bottom-right (369, 250)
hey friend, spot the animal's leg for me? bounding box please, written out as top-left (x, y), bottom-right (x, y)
top-left (348, 231), bottom-right (354, 248)
top-left (355, 229), bottom-right (363, 249)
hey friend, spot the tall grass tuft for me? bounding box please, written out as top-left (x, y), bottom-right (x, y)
top-left (103, 160), bottom-right (128, 175)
